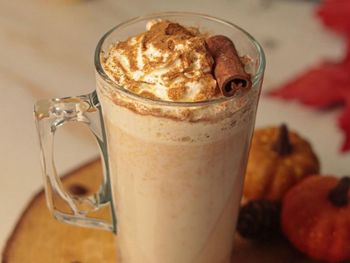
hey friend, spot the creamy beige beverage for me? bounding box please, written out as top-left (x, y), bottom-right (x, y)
top-left (97, 20), bottom-right (258, 263)
top-left (34, 13), bottom-right (264, 263)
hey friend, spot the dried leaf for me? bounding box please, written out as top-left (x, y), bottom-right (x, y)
top-left (269, 0), bottom-right (350, 152)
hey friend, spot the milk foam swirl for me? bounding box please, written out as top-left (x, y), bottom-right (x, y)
top-left (102, 20), bottom-right (219, 102)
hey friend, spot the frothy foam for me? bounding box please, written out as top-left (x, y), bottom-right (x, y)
top-left (102, 20), bottom-right (219, 102)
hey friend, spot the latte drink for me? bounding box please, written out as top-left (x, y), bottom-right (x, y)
top-left (35, 13), bottom-right (264, 263)
top-left (96, 17), bottom-right (263, 263)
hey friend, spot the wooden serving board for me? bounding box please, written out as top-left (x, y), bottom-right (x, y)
top-left (2, 159), bottom-right (317, 263)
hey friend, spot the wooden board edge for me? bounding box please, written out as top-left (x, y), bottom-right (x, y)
top-left (1, 158), bottom-right (100, 263)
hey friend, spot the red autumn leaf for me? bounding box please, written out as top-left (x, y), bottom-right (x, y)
top-left (270, 62), bottom-right (350, 152)
top-left (269, 61), bottom-right (349, 108)
top-left (269, 0), bottom-right (350, 152)
top-left (317, 0), bottom-right (350, 35)
top-left (339, 98), bottom-right (350, 151)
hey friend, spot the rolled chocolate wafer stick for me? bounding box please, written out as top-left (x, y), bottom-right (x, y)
top-left (206, 35), bottom-right (252, 97)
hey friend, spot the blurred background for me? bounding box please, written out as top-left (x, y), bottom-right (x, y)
top-left (1, 0), bottom-right (349, 255)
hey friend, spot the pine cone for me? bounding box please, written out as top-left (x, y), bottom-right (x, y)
top-left (237, 199), bottom-right (282, 241)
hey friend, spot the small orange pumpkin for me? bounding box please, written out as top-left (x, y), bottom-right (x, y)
top-left (243, 124), bottom-right (320, 201)
top-left (282, 176), bottom-right (350, 262)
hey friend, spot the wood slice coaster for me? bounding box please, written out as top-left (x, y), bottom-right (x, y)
top-left (2, 159), bottom-right (317, 263)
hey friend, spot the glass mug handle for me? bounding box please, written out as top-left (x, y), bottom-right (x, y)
top-left (34, 91), bottom-right (115, 232)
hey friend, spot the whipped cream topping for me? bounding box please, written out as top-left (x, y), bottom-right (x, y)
top-left (102, 20), bottom-right (219, 102)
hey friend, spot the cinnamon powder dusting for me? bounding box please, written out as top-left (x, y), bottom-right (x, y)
top-left (102, 20), bottom-right (219, 102)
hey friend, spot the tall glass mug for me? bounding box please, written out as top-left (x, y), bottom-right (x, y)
top-left (34, 13), bottom-right (265, 263)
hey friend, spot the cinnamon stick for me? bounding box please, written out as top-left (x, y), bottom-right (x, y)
top-left (206, 35), bottom-right (252, 97)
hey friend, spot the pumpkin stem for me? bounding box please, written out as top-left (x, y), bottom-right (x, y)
top-left (328, 176), bottom-right (350, 207)
top-left (272, 124), bottom-right (293, 155)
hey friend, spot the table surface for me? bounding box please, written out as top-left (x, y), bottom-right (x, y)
top-left (1, 0), bottom-right (349, 256)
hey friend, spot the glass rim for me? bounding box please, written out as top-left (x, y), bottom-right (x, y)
top-left (94, 11), bottom-right (266, 107)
